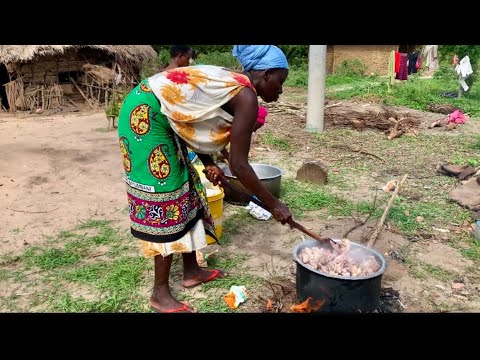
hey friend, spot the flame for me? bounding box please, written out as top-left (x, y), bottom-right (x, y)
top-left (289, 297), bottom-right (325, 313)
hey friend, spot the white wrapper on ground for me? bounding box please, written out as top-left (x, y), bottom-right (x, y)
top-left (227, 286), bottom-right (248, 308)
top-left (245, 201), bottom-right (272, 220)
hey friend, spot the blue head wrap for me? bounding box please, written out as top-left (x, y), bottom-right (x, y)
top-left (232, 45), bottom-right (289, 72)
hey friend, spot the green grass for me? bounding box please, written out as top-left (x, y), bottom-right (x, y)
top-left (51, 292), bottom-right (146, 313)
top-left (460, 240), bottom-right (480, 261)
top-left (472, 135), bottom-right (480, 151)
top-left (284, 64), bottom-right (378, 88)
top-left (90, 226), bottom-right (118, 245)
top-left (421, 263), bottom-right (454, 282)
top-left (192, 254), bottom-right (262, 312)
top-left (0, 268), bottom-right (8, 281)
top-left (77, 219), bottom-right (113, 230)
top-left (192, 296), bottom-right (234, 313)
top-left (221, 208), bottom-right (251, 242)
top-left (62, 256), bottom-right (149, 292)
top-left (387, 197), bottom-right (471, 235)
top-left (0, 253), bottom-right (21, 266)
top-left (0, 218), bottom-right (154, 312)
top-left (280, 178), bottom-right (379, 218)
top-left (329, 76), bottom-right (480, 117)
top-left (260, 131), bottom-right (291, 151)
top-left (23, 247), bottom-right (81, 270)
top-left (3, 215), bottom-right (266, 313)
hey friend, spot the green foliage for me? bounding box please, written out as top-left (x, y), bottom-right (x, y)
top-left (284, 63), bottom-right (308, 87)
top-left (433, 63), bottom-right (457, 80)
top-left (277, 45), bottom-right (309, 67)
top-left (105, 91), bottom-right (124, 119)
top-left (196, 51), bottom-right (241, 70)
top-left (439, 45), bottom-right (480, 92)
top-left (152, 45), bottom-right (309, 67)
top-left (335, 59), bottom-right (367, 77)
top-left (140, 49), bottom-right (170, 79)
top-left (153, 45), bottom-right (233, 55)
top-left (439, 45), bottom-right (480, 66)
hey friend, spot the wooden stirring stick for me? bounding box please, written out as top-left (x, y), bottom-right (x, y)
top-left (211, 171), bottom-right (334, 244)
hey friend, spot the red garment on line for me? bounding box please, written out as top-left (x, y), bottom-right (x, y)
top-left (395, 51), bottom-right (401, 73)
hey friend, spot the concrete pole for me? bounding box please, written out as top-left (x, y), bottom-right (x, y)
top-left (306, 45), bottom-right (327, 132)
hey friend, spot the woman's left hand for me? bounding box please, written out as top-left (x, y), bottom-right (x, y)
top-left (203, 164), bottom-right (225, 186)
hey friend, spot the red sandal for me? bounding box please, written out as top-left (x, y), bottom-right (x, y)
top-left (150, 303), bottom-right (195, 313)
top-left (182, 269), bottom-right (226, 289)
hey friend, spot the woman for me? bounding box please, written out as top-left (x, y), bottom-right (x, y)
top-left (117, 45), bottom-right (292, 313)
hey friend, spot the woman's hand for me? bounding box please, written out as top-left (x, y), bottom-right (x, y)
top-left (270, 199), bottom-right (292, 225)
top-left (202, 164), bottom-right (225, 186)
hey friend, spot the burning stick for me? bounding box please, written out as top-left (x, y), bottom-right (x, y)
top-left (289, 297), bottom-right (325, 313)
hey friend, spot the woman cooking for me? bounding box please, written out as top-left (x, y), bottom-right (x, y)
top-left (117, 45), bottom-right (292, 312)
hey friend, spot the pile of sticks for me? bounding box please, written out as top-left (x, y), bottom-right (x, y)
top-left (24, 84), bottom-right (64, 111)
top-left (4, 78), bottom-right (25, 112)
top-left (264, 100), bottom-right (421, 139)
top-left (82, 64), bottom-right (115, 107)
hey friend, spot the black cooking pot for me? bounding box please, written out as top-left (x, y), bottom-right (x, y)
top-left (293, 239), bottom-right (387, 313)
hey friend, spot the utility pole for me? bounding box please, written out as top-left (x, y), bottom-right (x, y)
top-left (306, 45), bottom-right (327, 132)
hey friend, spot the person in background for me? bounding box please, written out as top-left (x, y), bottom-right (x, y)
top-left (163, 45), bottom-right (196, 71)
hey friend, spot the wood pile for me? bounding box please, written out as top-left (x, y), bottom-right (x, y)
top-left (4, 78), bottom-right (25, 112)
top-left (83, 64), bottom-right (115, 107)
top-left (427, 103), bottom-right (461, 115)
top-left (264, 100), bottom-right (421, 139)
top-left (24, 83), bottom-right (64, 111)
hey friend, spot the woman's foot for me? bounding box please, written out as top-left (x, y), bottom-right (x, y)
top-left (149, 297), bottom-right (196, 313)
top-left (150, 284), bottom-right (196, 313)
top-left (182, 268), bottom-right (227, 288)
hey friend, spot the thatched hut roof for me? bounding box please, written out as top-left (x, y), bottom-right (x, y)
top-left (0, 45), bottom-right (157, 65)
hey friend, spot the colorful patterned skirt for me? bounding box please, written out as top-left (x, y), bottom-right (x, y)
top-left (117, 79), bottom-right (217, 253)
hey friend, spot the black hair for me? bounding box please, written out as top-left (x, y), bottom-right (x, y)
top-left (170, 45), bottom-right (193, 58)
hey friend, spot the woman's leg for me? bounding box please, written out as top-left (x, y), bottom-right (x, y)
top-left (181, 252), bottom-right (227, 288)
top-left (150, 254), bottom-right (195, 312)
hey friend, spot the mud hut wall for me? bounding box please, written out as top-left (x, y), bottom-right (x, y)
top-left (18, 49), bottom-right (114, 85)
top-left (19, 54), bottom-right (79, 84)
top-left (332, 45), bottom-right (398, 76)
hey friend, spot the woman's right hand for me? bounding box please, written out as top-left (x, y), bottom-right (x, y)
top-left (202, 164), bottom-right (225, 186)
top-left (270, 200), bottom-right (292, 225)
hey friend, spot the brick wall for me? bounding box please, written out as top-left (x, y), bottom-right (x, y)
top-left (332, 45), bottom-right (398, 76)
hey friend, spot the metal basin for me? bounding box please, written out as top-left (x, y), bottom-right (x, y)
top-left (218, 163), bottom-right (283, 205)
top-left (293, 238), bottom-right (387, 313)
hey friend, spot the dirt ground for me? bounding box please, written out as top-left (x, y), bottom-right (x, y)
top-left (0, 110), bottom-right (129, 254)
top-left (1, 89), bottom-right (479, 313)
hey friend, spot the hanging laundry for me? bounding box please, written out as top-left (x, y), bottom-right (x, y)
top-left (422, 45), bottom-right (439, 71)
top-left (408, 50), bottom-right (420, 75)
top-left (395, 51), bottom-right (401, 73)
top-left (395, 53), bottom-right (408, 80)
top-left (456, 55), bottom-right (473, 92)
top-left (388, 50), bottom-right (396, 88)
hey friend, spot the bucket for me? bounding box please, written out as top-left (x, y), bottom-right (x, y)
top-left (193, 165), bottom-right (224, 244)
top-left (206, 187), bottom-right (224, 244)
